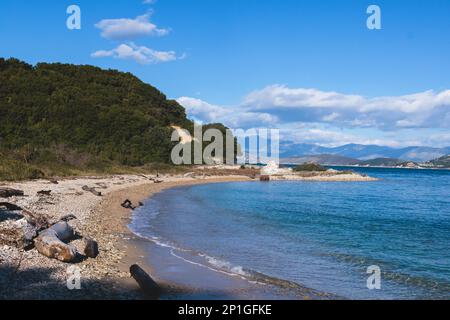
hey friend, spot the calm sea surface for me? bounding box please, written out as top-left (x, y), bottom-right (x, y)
top-left (130, 167), bottom-right (450, 299)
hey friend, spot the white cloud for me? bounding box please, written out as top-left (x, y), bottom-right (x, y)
top-left (91, 43), bottom-right (178, 64)
top-left (177, 97), bottom-right (278, 128)
top-left (242, 85), bottom-right (450, 129)
top-left (244, 86), bottom-right (364, 109)
top-left (322, 112), bottom-right (340, 122)
top-left (95, 14), bottom-right (169, 40)
top-left (280, 126), bottom-right (410, 148)
top-left (177, 85), bottom-right (450, 147)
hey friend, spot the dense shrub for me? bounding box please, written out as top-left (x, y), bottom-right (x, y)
top-left (293, 163), bottom-right (327, 172)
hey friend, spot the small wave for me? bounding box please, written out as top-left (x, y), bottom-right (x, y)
top-left (130, 226), bottom-right (252, 279)
top-left (201, 254), bottom-right (251, 277)
top-left (169, 250), bottom-right (251, 280)
top-left (129, 225), bottom-right (332, 297)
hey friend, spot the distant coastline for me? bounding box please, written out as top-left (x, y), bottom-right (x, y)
top-left (282, 163), bottom-right (450, 171)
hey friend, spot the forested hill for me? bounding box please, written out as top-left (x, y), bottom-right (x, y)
top-left (0, 58), bottom-right (206, 179)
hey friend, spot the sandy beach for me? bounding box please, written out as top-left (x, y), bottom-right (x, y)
top-left (0, 169), bottom-right (373, 300)
top-left (0, 174), bottom-right (254, 299)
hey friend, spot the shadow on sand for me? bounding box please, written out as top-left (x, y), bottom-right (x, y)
top-left (0, 264), bottom-right (241, 300)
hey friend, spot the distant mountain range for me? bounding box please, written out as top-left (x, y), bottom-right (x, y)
top-left (280, 143), bottom-right (450, 162)
top-left (424, 155), bottom-right (450, 168)
top-left (282, 154), bottom-right (413, 167)
top-left (282, 154), bottom-right (361, 166)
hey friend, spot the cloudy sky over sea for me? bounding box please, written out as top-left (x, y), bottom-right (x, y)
top-left (1, 0), bottom-right (449, 147)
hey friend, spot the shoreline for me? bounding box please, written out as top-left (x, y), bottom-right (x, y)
top-left (95, 175), bottom-right (264, 299)
top-left (0, 171), bottom-right (372, 299)
top-left (105, 177), bottom-right (339, 300)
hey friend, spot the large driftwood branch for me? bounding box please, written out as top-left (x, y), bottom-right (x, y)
top-left (37, 190), bottom-right (52, 196)
top-left (0, 188), bottom-right (24, 198)
top-left (82, 185), bottom-right (102, 197)
top-left (130, 264), bottom-right (161, 299)
top-left (0, 202), bottom-right (23, 211)
top-left (49, 179), bottom-right (59, 184)
top-left (21, 210), bottom-right (50, 231)
top-left (34, 222), bottom-right (77, 262)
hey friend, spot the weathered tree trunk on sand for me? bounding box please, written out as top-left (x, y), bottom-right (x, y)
top-left (130, 264), bottom-right (161, 299)
top-left (37, 190), bottom-right (52, 196)
top-left (0, 202), bottom-right (23, 211)
top-left (59, 214), bottom-right (77, 223)
top-left (0, 210), bottom-right (49, 249)
top-left (34, 222), bottom-right (77, 262)
top-left (21, 210), bottom-right (50, 231)
top-left (0, 188), bottom-right (24, 198)
top-left (82, 185), bottom-right (102, 197)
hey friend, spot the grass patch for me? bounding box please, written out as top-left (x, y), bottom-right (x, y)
top-left (0, 153), bottom-right (192, 182)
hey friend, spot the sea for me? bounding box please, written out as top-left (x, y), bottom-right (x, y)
top-left (129, 167), bottom-right (450, 299)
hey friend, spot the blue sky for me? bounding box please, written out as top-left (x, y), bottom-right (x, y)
top-left (1, 0), bottom-right (449, 147)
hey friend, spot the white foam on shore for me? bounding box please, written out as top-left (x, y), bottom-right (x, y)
top-left (129, 217), bottom-right (257, 282)
top-left (201, 254), bottom-right (250, 277)
top-left (169, 249), bottom-right (251, 280)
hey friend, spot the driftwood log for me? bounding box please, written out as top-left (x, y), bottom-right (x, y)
top-left (84, 237), bottom-right (99, 258)
top-left (130, 264), bottom-right (161, 299)
top-left (0, 188), bottom-right (24, 198)
top-left (22, 210), bottom-right (50, 231)
top-left (34, 222), bottom-right (77, 262)
top-left (0, 210), bottom-right (50, 249)
top-left (60, 214), bottom-right (77, 223)
top-left (37, 190), bottom-right (52, 196)
top-left (0, 202), bottom-right (23, 211)
top-left (82, 185), bottom-right (102, 197)
top-left (14, 218), bottom-right (38, 249)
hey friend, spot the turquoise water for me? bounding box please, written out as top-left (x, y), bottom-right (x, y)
top-left (130, 168), bottom-right (450, 299)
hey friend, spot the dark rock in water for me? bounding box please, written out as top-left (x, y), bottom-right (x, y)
top-left (121, 199), bottom-right (135, 210)
top-left (84, 237), bottom-right (99, 258)
top-left (260, 175), bottom-right (270, 182)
